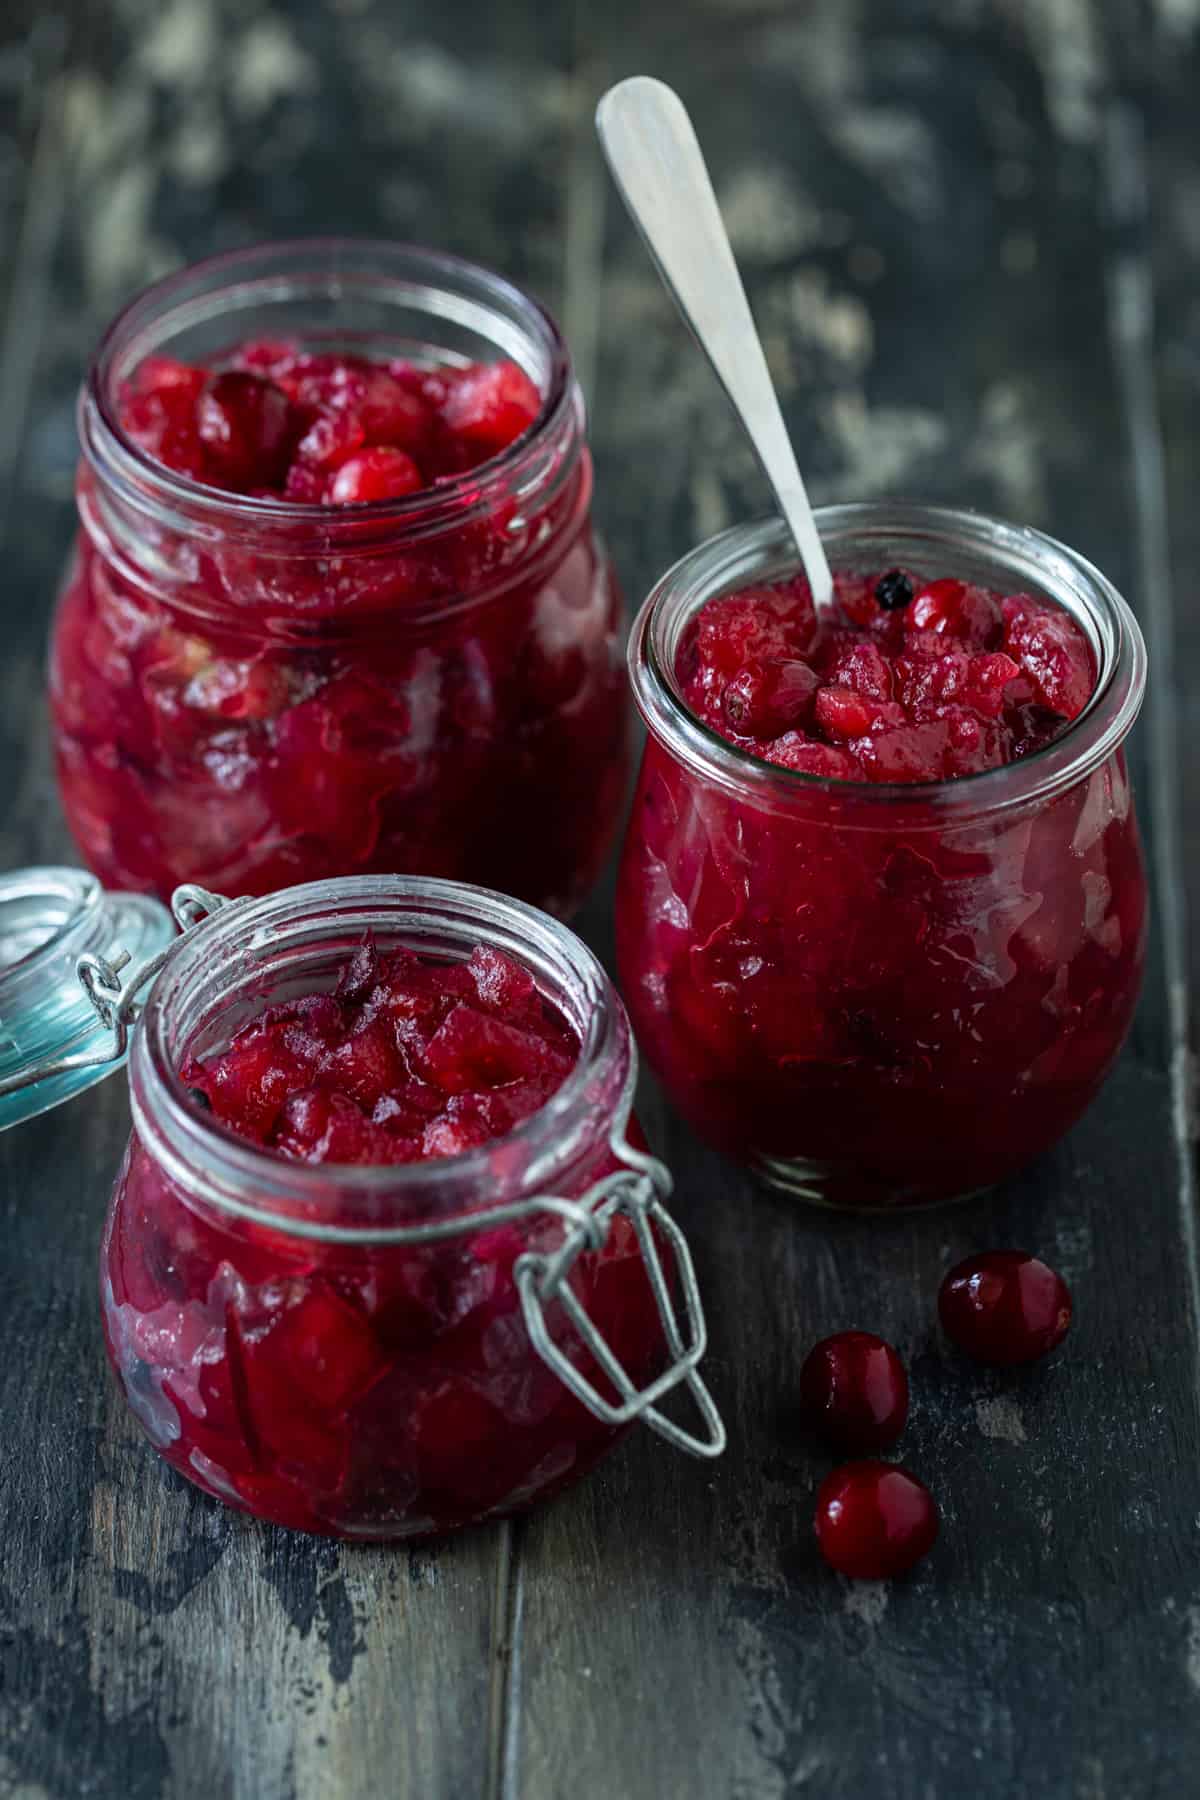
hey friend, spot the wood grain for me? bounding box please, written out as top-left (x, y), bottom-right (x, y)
top-left (2, 1), bottom-right (1200, 1797)
top-left (1, 1), bottom-right (575, 1795)
top-left (516, 3), bottom-right (1200, 1796)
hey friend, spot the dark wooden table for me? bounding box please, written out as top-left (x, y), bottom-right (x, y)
top-left (4, 2), bottom-right (1200, 1794)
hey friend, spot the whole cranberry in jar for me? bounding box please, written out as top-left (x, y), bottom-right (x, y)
top-left (0, 873), bottom-right (723, 1540)
top-left (616, 505), bottom-right (1148, 1210)
top-left (50, 241), bottom-right (630, 918)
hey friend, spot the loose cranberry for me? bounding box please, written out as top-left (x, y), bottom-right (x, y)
top-left (799, 1331), bottom-right (909, 1450)
top-left (814, 1462), bottom-right (938, 1579)
top-left (938, 1251), bottom-right (1072, 1364)
top-left (327, 448), bottom-right (424, 505)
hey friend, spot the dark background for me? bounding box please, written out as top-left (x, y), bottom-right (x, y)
top-left (3, 2), bottom-right (1200, 1796)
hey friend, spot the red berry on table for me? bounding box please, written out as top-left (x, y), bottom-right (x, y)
top-left (814, 1461), bottom-right (938, 1579)
top-left (938, 1250), bottom-right (1072, 1365)
top-left (327, 447), bottom-right (425, 505)
top-left (799, 1331), bottom-right (909, 1451)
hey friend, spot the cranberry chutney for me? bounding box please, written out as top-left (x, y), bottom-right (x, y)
top-left (102, 878), bottom-right (672, 1540)
top-left (51, 242), bottom-right (629, 917)
top-left (616, 506), bottom-right (1148, 1210)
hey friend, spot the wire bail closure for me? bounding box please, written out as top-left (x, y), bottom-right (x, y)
top-left (515, 1143), bottom-right (726, 1460)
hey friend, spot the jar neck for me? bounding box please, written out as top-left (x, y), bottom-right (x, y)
top-left (77, 239), bottom-right (588, 624)
top-left (630, 504), bottom-right (1147, 824)
top-left (128, 877), bottom-right (634, 1242)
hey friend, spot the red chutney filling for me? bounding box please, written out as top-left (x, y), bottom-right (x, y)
top-left (120, 341), bottom-right (543, 500)
top-left (182, 938), bottom-right (579, 1165)
top-left (679, 566), bottom-right (1096, 783)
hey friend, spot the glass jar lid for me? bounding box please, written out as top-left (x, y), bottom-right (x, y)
top-left (0, 867), bottom-right (174, 1129)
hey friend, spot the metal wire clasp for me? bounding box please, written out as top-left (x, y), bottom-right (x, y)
top-left (0, 884), bottom-right (231, 1101)
top-left (514, 1142), bottom-right (726, 1460)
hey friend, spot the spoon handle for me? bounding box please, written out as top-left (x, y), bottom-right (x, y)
top-left (596, 76), bottom-right (833, 610)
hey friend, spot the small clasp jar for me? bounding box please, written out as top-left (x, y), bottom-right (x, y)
top-left (50, 240), bottom-right (629, 916)
top-left (617, 504), bottom-right (1149, 1211)
top-left (102, 876), bottom-right (721, 1540)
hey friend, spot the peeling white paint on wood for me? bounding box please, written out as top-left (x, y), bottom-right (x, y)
top-left (975, 1398), bottom-right (1028, 1445)
top-left (1187, 1604), bottom-right (1200, 1694)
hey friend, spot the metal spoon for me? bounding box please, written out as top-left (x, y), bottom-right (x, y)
top-left (596, 76), bottom-right (833, 610)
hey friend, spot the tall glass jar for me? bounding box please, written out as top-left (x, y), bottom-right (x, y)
top-left (101, 876), bottom-right (720, 1540)
top-left (50, 241), bottom-right (629, 915)
top-left (616, 505), bottom-right (1149, 1211)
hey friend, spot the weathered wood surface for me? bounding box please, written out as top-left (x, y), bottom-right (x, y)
top-left (2, 2), bottom-right (1199, 1796)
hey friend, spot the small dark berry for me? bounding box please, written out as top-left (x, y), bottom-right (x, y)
top-left (186, 1086), bottom-right (212, 1112)
top-left (799, 1331), bottom-right (909, 1450)
top-left (874, 569), bottom-right (914, 612)
top-left (815, 1461), bottom-right (938, 1579)
top-left (938, 1251), bottom-right (1072, 1365)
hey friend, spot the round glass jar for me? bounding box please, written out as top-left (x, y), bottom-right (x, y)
top-left (616, 504), bottom-right (1149, 1211)
top-left (99, 876), bottom-right (719, 1540)
top-left (50, 240), bottom-right (629, 916)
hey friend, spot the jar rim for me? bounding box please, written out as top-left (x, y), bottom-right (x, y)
top-left (81, 237), bottom-right (579, 550)
top-left (629, 503), bottom-right (1147, 818)
top-left (128, 875), bottom-right (634, 1239)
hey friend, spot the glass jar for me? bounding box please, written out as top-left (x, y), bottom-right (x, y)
top-left (87, 876), bottom-right (721, 1540)
top-left (49, 240), bottom-right (630, 916)
top-left (616, 505), bottom-right (1149, 1211)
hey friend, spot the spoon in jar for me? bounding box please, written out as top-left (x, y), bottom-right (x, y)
top-left (595, 76), bottom-right (833, 612)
